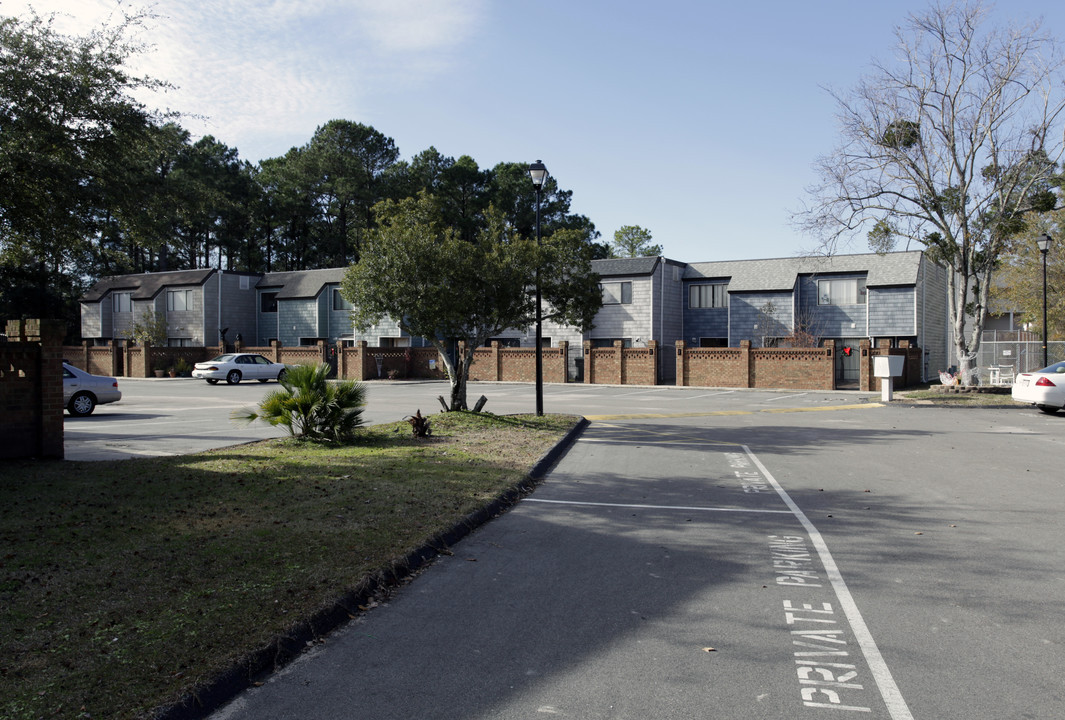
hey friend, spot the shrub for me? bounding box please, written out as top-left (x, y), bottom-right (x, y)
top-left (232, 363), bottom-right (366, 441)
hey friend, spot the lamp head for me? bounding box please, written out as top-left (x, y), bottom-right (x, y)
top-left (527, 160), bottom-right (548, 188)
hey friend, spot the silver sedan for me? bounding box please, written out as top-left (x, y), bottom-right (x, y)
top-left (192, 353), bottom-right (289, 385)
top-left (63, 363), bottom-right (122, 416)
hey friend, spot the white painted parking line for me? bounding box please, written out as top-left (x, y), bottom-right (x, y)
top-left (763, 392), bottom-right (809, 403)
top-left (613, 388), bottom-right (669, 397)
top-left (677, 390), bottom-right (737, 400)
top-left (524, 498), bottom-right (794, 515)
top-left (744, 445), bottom-right (915, 720)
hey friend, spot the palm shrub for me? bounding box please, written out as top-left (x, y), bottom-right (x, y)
top-left (233, 363), bottom-right (366, 441)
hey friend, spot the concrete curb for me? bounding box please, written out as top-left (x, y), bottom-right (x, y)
top-left (154, 416), bottom-right (590, 720)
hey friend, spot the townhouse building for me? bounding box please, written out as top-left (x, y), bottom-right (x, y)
top-left (80, 250), bottom-right (949, 384)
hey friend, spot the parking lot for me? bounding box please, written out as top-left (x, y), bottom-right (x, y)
top-left (205, 387), bottom-right (1065, 719)
top-left (62, 377), bottom-right (883, 461)
top-left (61, 378), bottom-right (1065, 718)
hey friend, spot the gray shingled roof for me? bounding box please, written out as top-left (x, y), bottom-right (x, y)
top-left (591, 257), bottom-right (661, 277)
top-left (81, 269), bottom-right (217, 302)
top-left (257, 267), bottom-right (349, 299)
top-left (683, 251), bottom-right (924, 291)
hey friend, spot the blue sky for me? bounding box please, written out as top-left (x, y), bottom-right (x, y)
top-left (9, 1), bottom-right (1065, 261)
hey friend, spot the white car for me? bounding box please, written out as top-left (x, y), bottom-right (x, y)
top-left (192, 353), bottom-right (289, 385)
top-left (1012, 361), bottom-right (1065, 414)
top-left (63, 362), bottom-right (121, 416)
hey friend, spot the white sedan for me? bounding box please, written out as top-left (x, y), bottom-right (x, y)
top-left (192, 353), bottom-right (289, 385)
top-left (63, 362), bottom-right (122, 416)
top-left (1012, 361), bottom-right (1065, 414)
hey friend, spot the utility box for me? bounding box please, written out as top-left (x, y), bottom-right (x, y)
top-left (873, 355), bottom-right (905, 378)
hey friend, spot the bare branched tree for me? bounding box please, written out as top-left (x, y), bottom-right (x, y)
top-left (795, 2), bottom-right (1065, 383)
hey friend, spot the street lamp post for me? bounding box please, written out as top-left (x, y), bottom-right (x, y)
top-left (527, 160), bottom-right (548, 416)
top-left (1037, 233), bottom-right (1052, 368)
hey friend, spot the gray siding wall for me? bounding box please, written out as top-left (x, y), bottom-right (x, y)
top-left (112, 298), bottom-right (134, 340)
top-left (729, 291), bottom-right (793, 347)
top-left (256, 296), bottom-right (279, 345)
top-left (868, 286), bottom-right (916, 336)
top-left (279, 299), bottom-right (319, 345)
top-left (654, 262), bottom-right (685, 380)
top-left (918, 258), bottom-right (949, 380)
top-left (217, 274), bottom-right (258, 345)
top-left (796, 274), bottom-right (867, 339)
top-left (80, 302), bottom-right (103, 339)
top-left (170, 284), bottom-right (206, 344)
top-left (683, 277), bottom-right (730, 342)
top-left (325, 286), bottom-right (355, 342)
top-left (591, 276), bottom-right (653, 344)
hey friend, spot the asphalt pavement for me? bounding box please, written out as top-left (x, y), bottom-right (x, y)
top-left (192, 389), bottom-right (1065, 720)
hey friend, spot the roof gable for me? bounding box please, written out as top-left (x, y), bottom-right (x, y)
top-left (81, 269), bottom-right (216, 303)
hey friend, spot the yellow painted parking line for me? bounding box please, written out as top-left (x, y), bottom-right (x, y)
top-left (585, 403), bottom-right (883, 421)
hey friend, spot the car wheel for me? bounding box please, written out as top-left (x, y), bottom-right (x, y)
top-left (206, 379), bottom-right (219, 385)
top-left (68, 392), bottom-right (96, 417)
top-left (277, 368), bottom-right (287, 383)
top-left (226, 370), bottom-right (242, 385)
top-left (1037, 404), bottom-right (1060, 414)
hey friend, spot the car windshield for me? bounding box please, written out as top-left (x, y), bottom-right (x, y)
top-left (1037, 361), bottom-right (1065, 374)
top-left (208, 354), bottom-right (237, 363)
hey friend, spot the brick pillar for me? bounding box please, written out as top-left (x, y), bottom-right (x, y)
top-left (614, 340), bottom-right (624, 385)
top-left (558, 340), bottom-right (569, 383)
top-left (740, 340), bottom-right (752, 388)
top-left (356, 341), bottom-right (368, 380)
top-left (143, 341), bottom-right (154, 378)
top-left (270, 339), bottom-right (281, 363)
top-left (648, 340), bottom-right (659, 386)
top-left (583, 341), bottom-right (593, 384)
top-left (491, 341), bottom-right (502, 381)
top-left (859, 340), bottom-right (872, 391)
top-left (38, 320), bottom-right (65, 459)
top-left (824, 340), bottom-right (836, 391)
top-left (675, 341), bottom-right (687, 386)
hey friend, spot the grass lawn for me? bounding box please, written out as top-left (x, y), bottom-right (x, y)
top-left (0, 412), bottom-right (579, 720)
top-left (895, 385), bottom-right (1029, 408)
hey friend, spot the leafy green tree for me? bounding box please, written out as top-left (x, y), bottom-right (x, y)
top-left (796, 2), bottom-right (1065, 383)
top-left (233, 363), bottom-right (367, 441)
top-left (610, 225), bottom-right (662, 258)
top-left (994, 210), bottom-right (1065, 342)
top-left (342, 192), bottom-right (602, 410)
top-left (0, 9), bottom-right (164, 327)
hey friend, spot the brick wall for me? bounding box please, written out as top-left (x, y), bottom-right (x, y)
top-left (467, 342), bottom-right (569, 384)
top-left (1, 319), bottom-right (64, 459)
top-left (583, 341), bottom-right (659, 385)
top-left (861, 340), bottom-right (922, 391)
top-left (341, 342), bottom-right (447, 381)
top-left (677, 340), bottom-right (836, 391)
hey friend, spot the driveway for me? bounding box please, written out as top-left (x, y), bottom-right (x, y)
top-left (205, 395), bottom-right (1065, 719)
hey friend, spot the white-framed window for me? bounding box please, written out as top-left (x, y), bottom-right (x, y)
top-left (240, 276), bottom-right (251, 290)
top-left (818, 278), bottom-right (867, 306)
top-left (332, 288), bottom-right (352, 311)
top-left (167, 289), bottom-right (191, 312)
top-left (689, 284), bottom-right (727, 308)
top-left (168, 338), bottom-right (193, 347)
top-left (600, 281), bottom-right (632, 305)
top-left (113, 292), bottom-right (132, 313)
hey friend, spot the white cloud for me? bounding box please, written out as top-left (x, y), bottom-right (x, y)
top-left (4, 0), bottom-right (487, 159)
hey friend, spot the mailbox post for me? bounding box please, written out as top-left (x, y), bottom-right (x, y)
top-left (873, 355), bottom-right (905, 402)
